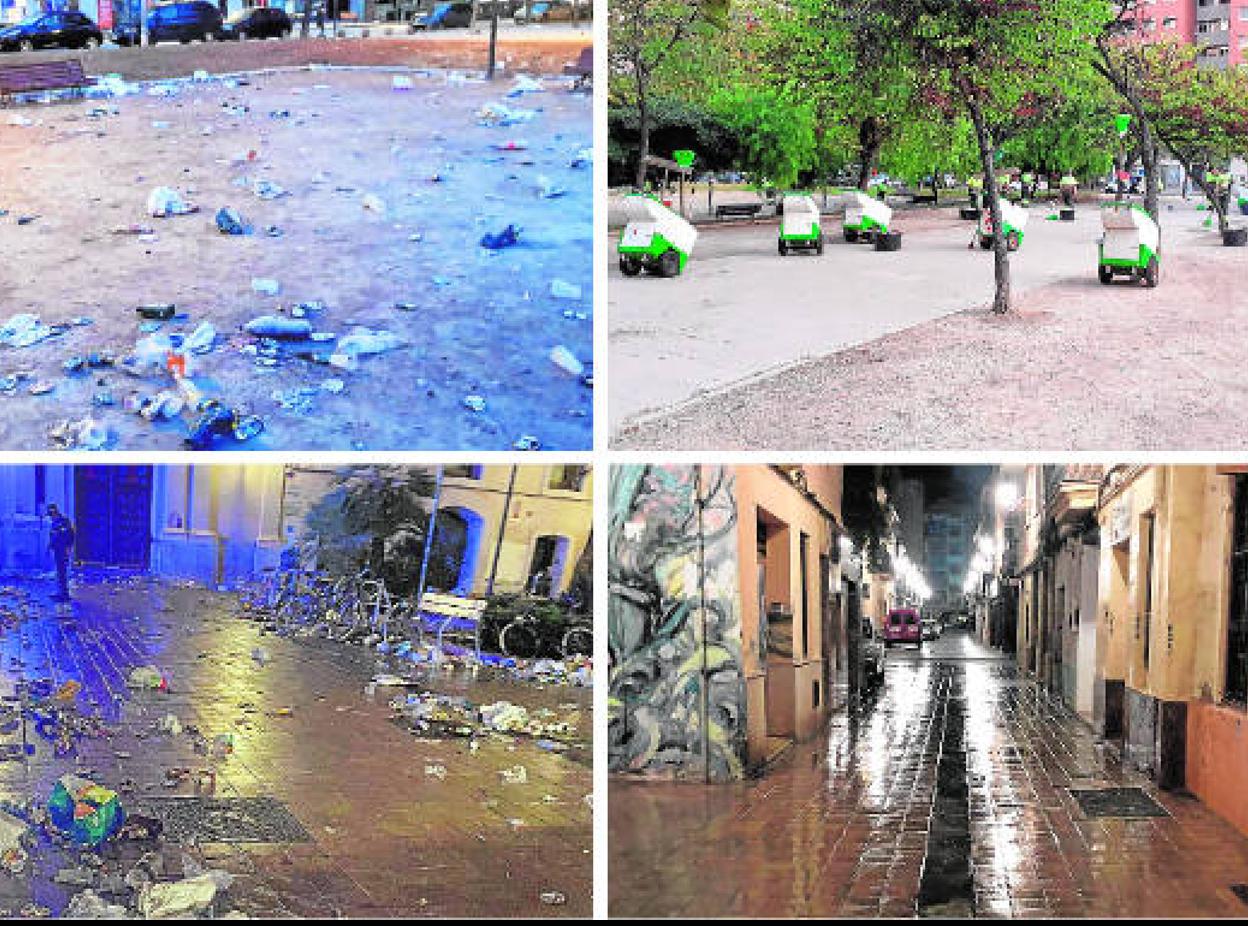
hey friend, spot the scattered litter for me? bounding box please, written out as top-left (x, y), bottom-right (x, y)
top-left (215, 207), bottom-right (253, 236)
top-left (549, 345), bottom-right (584, 377)
top-left (146, 187), bottom-right (198, 218)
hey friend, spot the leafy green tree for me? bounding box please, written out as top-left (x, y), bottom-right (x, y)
top-left (1092, 1), bottom-right (1164, 220)
top-left (1135, 39), bottom-right (1248, 234)
top-left (709, 85), bottom-right (819, 188)
top-left (858, 0), bottom-right (1108, 313)
top-left (610, 0), bottom-right (726, 189)
top-left (301, 467), bottom-right (437, 597)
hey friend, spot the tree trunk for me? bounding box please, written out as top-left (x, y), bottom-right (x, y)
top-left (634, 71), bottom-right (650, 191)
top-left (301, 0), bottom-right (312, 38)
top-left (856, 116), bottom-right (882, 191)
top-left (1168, 148), bottom-right (1227, 233)
top-left (966, 93), bottom-right (1010, 314)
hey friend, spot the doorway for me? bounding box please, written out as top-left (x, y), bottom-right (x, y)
top-left (73, 466), bottom-right (154, 569)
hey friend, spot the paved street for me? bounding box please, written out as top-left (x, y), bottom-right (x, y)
top-left (610, 197), bottom-right (1248, 449)
top-left (0, 572), bottom-right (591, 917)
top-left (608, 630), bottom-right (1248, 918)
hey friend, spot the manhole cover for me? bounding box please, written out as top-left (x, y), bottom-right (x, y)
top-left (1069, 787), bottom-right (1168, 818)
top-left (135, 797), bottom-right (310, 843)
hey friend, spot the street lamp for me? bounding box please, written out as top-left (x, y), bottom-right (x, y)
top-left (994, 481), bottom-right (1020, 511)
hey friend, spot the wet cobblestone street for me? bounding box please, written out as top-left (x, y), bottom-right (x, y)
top-left (609, 631), bottom-right (1248, 918)
top-left (0, 572), bottom-right (591, 918)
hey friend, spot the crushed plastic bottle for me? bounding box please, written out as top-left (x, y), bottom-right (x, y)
top-left (244, 315), bottom-right (312, 339)
top-left (215, 207), bottom-right (252, 236)
top-left (146, 187), bottom-right (197, 218)
top-left (549, 345), bottom-right (584, 377)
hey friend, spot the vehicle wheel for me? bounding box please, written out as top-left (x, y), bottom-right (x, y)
top-left (18, 39), bottom-right (32, 52)
top-left (979, 237), bottom-right (992, 250)
top-left (499, 621), bottom-right (540, 659)
top-left (1006, 231), bottom-right (1020, 252)
top-left (815, 234), bottom-right (824, 255)
top-left (778, 240), bottom-right (788, 256)
top-left (1098, 265), bottom-right (1114, 285)
top-left (658, 249), bottom-right (681, 278)
top-left (1143, 256), bottom-right (1159, 288)
top-left (844, 229), bottom-right (858, 242)
top-left (561, 625), bottom-right (592, 659)
top-left (619, 256), bottom-right (642, 277)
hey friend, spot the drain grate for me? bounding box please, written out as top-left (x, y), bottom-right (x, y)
top-left (1231, 884), bottom-right (1248, 906)
top-left (1069, 787), bottom-right (1168, 819)
top-left (134, 797), bottom-right (310, 843)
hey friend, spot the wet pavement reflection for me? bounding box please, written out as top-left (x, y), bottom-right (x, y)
top-left (0, 572), bottom-right (591, 918)
top-left (609, 630), bottom-right (1248, 918)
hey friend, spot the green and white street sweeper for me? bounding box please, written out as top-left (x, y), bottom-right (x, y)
top-left (617, 193), bottom-right (698, 277)
top-left (1097, 202), bottom-right (1159, 287)
top-left (977, 198), bottom-right (1029, 251)
top-left (843, 190), bottom-right (892, 242)
top-left (778, 194), bottom-right (824, 255)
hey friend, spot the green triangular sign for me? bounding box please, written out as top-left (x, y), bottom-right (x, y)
top-left (1115, 114), bottom-right (1132, 137)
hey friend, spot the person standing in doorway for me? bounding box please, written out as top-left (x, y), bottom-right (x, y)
top-left (47, 505), bottom-right (75, 602)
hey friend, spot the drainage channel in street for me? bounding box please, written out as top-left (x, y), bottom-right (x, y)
top-left (917, 663), bottom-right (975, 918)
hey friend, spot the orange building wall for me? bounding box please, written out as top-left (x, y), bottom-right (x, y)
top-left (1186, 701), bottom-right (1248, 838)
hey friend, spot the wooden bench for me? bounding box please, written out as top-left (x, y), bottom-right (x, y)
top-left (563, 46), bottom-right (591, 90)
top-left (416, 592), bottom-right (488, 655)
top-left (909, 191), bottom-right (938, 205)
top-left (0, 60), bottom-right (95, 106)
top-left (715, 201), bottom-right (764, 220)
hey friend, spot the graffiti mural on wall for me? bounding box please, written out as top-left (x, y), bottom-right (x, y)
top-left (608, 465), bottom-right (746, 781)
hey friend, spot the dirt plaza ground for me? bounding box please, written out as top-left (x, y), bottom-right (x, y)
top-left (0, 52), bottom-right (591, 450)
top-left (0, 572), bottom-right (592, 918)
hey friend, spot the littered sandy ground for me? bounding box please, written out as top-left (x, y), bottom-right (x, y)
top-left (0, 60), bottom-right (591, 450)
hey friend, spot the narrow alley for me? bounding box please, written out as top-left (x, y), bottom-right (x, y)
top-left (610, 629), bottom-right (1248, 919)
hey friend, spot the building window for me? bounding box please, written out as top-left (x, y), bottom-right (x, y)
top-left (1163, 16), bottom-right (1176, 27)
top-left (1226, 476), bottom-right (1248, 704)
top-left (548, 465), bottom-right (589, 493)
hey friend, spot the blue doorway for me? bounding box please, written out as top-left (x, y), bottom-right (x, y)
top-left (73, 466), bottom-right (154, 569)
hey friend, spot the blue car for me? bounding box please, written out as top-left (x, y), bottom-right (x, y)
top-left (410, 2), bottom-right (473, 30)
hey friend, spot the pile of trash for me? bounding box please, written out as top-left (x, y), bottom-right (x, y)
top-left (385, 690), bottom-right (582, 748)
top-left (0, 775), bottom-right (237, 918)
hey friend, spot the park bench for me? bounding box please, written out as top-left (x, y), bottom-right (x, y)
top-left (715, 201), bottom-right (764, 220)
top-left (564, 46), bottom-right (592, 90)
top-left (416, 591), bottom-right (488, 656)
top-left (910, 191), bottom-right (938, 205)
top-left (0, 60), bottom-right (95, 106)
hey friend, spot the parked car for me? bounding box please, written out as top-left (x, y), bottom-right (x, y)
top-left (221, 7), bottom-right (292, 40)
top-left (0, 11), bottom-right (103, 52)
top-left (860, 616), bottom-right (885, 688)
top-left (921, 617), bottom-right (941, 641)
top-left (143, 2), bottom-right (225, 45)
top-left (514, 0), bottom-right (575, 23)
top-left (410, 2), bottom-right (473, 30)
top-left (883, 608), bottom-right (922, 648)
